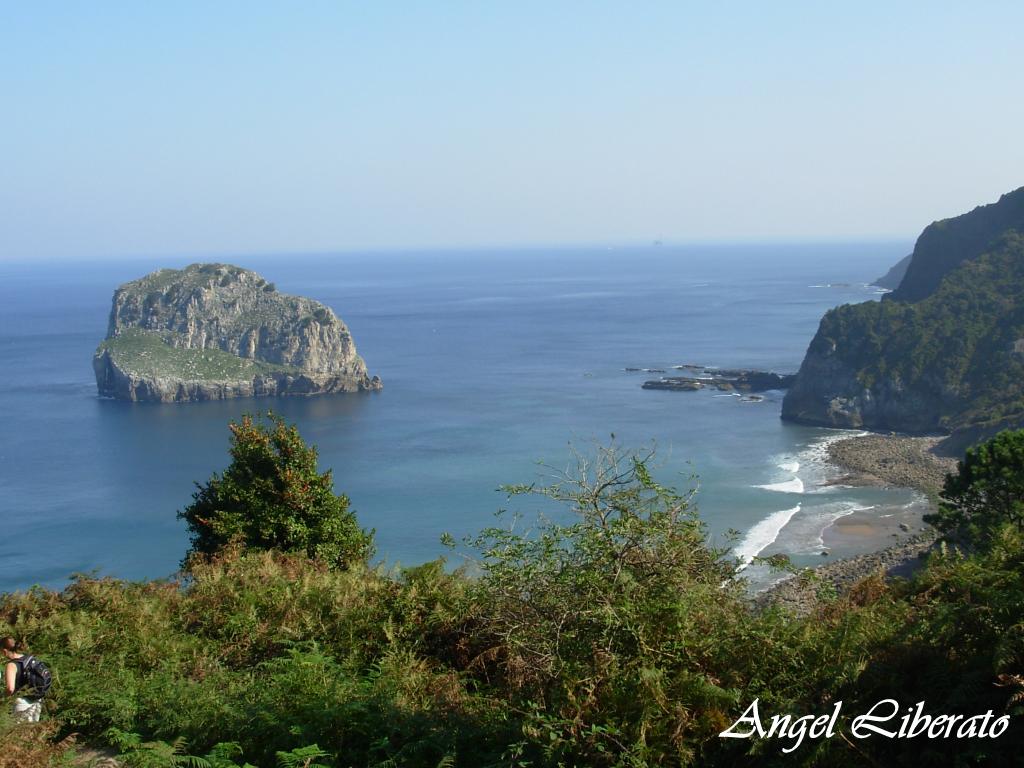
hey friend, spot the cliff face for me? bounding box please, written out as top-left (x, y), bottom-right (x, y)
top-left (782, 188), bottom-right (1024, 445)
top-left (94, 264), bottom-right (382, 402)
top-left (871, 253), bottom-right (912, 291)
top-left (779, 310), bottom-right (956, 433)
top-left (891, 187), bottom-right (1024, 301)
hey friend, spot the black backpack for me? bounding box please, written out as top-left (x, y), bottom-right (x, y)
top-left (14, 655), bottom-right (52, 699)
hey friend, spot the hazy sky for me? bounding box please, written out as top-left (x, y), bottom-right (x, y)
top-left (3, 2), bottom-right (1023, 260)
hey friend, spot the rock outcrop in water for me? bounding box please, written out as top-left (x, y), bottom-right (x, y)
top-left (642, 368), bottom-right (795, 393)
top-left (94, 263), bottom-right (382, 402)
top-left (782, 187), bottom-right (1024, 450)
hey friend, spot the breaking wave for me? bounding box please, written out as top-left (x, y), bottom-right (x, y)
top-left (755, 477), bottom-right (805, 494)
top-left (734, 505), bottom-right (802, 570)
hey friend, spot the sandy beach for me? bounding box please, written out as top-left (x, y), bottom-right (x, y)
top-left (820, 433), bottom-right (956, 557)
top-left (758, 433), bottom-right (959, 615)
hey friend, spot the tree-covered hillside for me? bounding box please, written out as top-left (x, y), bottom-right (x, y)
top-left (783, 189), bottom-right (1024, 445)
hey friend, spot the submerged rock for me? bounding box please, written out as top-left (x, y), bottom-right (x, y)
top-left (93, 263), bottom-right (382, 402)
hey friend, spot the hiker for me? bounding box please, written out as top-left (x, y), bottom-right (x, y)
top-left (2, 636), bottom-right (51, 723)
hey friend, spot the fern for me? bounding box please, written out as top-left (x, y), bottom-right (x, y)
top-left (276, 744), bottom-right (331, 768)
top-left (105, 730), bottom-right (212, 768)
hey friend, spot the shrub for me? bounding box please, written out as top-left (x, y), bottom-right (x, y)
top-left (179, 414), bottom-right (373, 569)
top-left (11, 437), bottom-right (1024, 765)
top-left (461, 445), bottom-right (758, 765)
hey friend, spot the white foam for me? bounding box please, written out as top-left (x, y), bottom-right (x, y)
top-left (778, 460), bottom-right (800, 473)
top-left (810, 504), bottom-right (877, 549)
top-left (735, 505), bottom-right (802, 570)
top-left (827, 503), bottom-right (874, 525)
top-left (790, 429), bottom-right (871, 490)
top-left (756, 477), bottom-right (805, 494)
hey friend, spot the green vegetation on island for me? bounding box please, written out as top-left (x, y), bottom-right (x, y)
top-left (4, 418), bottom-right (1024, 767)
top-left (98, 328), bottom-right (301, 381)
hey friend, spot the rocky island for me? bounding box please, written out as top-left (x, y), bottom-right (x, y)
top-left (93, 263), bottom-right (382, 402)
top-left (782, 186), bottom-right (1024, 453)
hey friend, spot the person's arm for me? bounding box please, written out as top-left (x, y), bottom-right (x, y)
top-left (4, 662), bottom-right (16, 696)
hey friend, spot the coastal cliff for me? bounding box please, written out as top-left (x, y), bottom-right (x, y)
top-left (782, 187), bottom-right (1024, 448)
top-left (891, 186), bottom-right (1024, 302)
top-left (871, 253), bottom-right (911, 290)
top-left (93, 263), bottom-right (382, 402)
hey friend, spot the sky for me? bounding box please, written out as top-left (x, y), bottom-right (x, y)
top-left (3, 2), bottom-right (1024, 260)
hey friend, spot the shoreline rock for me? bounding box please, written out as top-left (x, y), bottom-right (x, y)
top-left (93, 353), bottom-right (379, 402)
top-left (754, 531), bottom-right (938, 617)
top-left (825, 434), bottom-right (957, 497)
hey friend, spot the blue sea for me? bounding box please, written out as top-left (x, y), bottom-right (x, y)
top-left (0, 244), bottom-right (927, 593)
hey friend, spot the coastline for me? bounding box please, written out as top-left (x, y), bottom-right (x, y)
top-left (757, 433), bottom-right (958, 615)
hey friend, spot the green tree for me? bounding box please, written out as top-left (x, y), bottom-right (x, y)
top-left (179, 413), bottom-right (373, 568)
top-left (925, 428), bottom-right (1024, 543)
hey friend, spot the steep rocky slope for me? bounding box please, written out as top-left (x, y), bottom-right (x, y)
top-left (94, 263), bottom-right (382, 402)
top-left (871, 253), bottom-right (911, 290)
top-left (892, 187), bottom-right (1024, 301)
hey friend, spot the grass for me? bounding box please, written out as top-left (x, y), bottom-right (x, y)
top-left (98, 328), bottom-right (301, 381)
